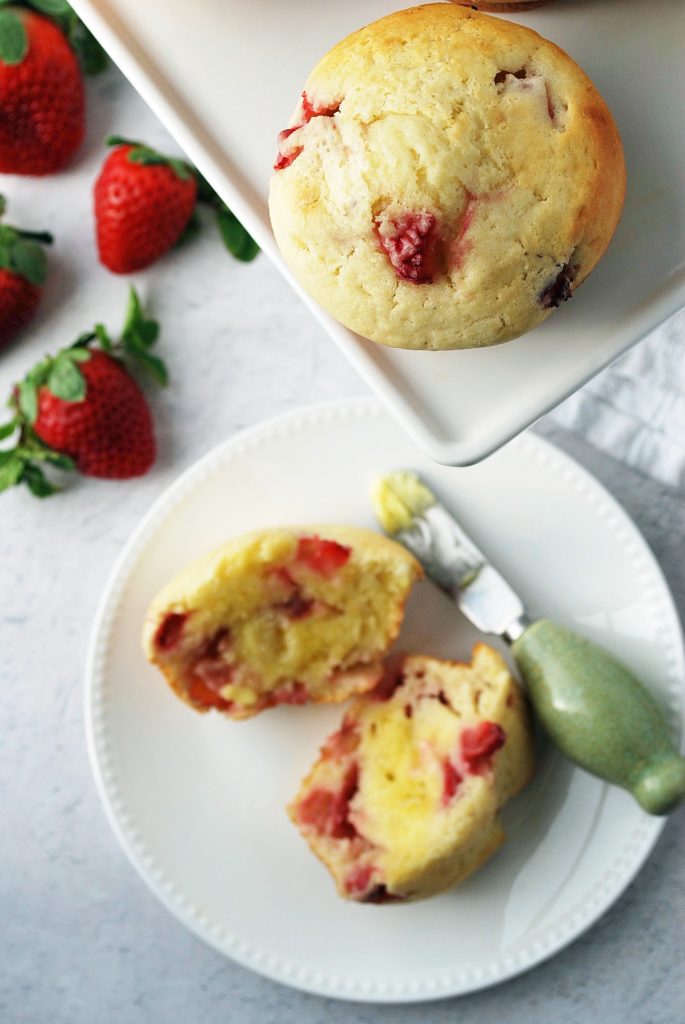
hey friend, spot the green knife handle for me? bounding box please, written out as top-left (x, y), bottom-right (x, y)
top-left (512, 619), bottom-right (685, 815)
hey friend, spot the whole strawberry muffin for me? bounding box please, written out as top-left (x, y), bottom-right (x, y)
top-left (289, 645), bottom-right (534, 902)
top-left (269, 4), bottom-right (625, 350)
top-left (143, 527), bottom-right (421, 720)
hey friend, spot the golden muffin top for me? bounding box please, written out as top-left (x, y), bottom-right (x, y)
top-left (269, 4), bottom-right (625, 350)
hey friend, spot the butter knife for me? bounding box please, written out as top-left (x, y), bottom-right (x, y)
top-left (372, 471), bottom-right (685, 816)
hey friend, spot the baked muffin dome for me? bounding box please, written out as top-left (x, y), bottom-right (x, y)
top-left (269, 4), bottom-right (625, 351)
top-left (289, 645), bottom-right (534, 902)
top-left (143, 527), bottom-right (421, 720)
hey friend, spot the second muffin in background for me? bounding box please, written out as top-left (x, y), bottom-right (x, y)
top-left (269, 4), bottom-right (625, 351)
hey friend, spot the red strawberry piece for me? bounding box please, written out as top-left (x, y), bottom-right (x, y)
top-left (461, 721), bottom-right (506, 774)
top-left (0, 268), bottom-right (40, 347)
top-left (322, 716), bottom-right (360, 760)
top-left (297, 788), bottom-right (336, 832)
top-left (33, 349), bottom-right (156, 479)
top-left (296, 535), bottom-right (351, 577)
top-left (274, 128), bottom-right (303, 171)
top-left (94, 141), bottom-right (197, 273)
top-left (0, 195), bottom-right (52, 348)
top-left (197, 627), bottom-right (232, 661)
top-left (376, 211), bottom-right (441, 284)
top-left (273, 92), bottom-right (340, 170)
top-left (329, 762), bottom-right (359, 839)
top-left (372, 669), bottom-right (404, 701)
top-left (193, 660), bottom-right (233, 690)
top-left (298, 762), bottom-right (360, 839)
top-left (277, 589), bottom-right (316, 620)
top-left (345, 863), bottom-right (375, 896)
top-left (154, 612), bottom-right (189, 652)
top-left (300, 93), bottom-right (340, 124)
top-left (442, 759), bottom-right (463, 804)
top-left (270, 681), bottom-right (309, 706)
top-left (0, 9), bottom-right (84, 175)
top-left (187, 677), bottom-right (234, 712)
top-left (273, 566), bottom-right (296, 587)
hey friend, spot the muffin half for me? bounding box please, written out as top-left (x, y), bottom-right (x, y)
top-left (143, 527), bottom-right (421, 720)
top-left (289, 645), bottom-right (534, 902)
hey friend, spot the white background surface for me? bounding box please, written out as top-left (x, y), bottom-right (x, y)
top-left (1, 70), bottom-right (684, 1023)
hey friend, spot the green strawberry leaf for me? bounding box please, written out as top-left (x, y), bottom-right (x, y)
top-left (126, 346), bottom-right (168, 387)
top-left (216, 206), bottom-right (260, 262)
top-left (29, 0), bottom-right (72, 15)
top-left (66, 347), bottom-right (91, 363)
top-left (47, 353), bottom-right (86, 402)
top-left (193, 171), bottom-right (217, 206)
top-left (121, 287), bottom-right (168, 386)
top-left (0, 418), bottom-right (17, 441)
top-left (127, 146), bottom-right (167, 166)
top-left (0, 451), bottom-right (25, 492)
top-left (20, 462), bottom-right (59, 497)
top-left (138, 319), bottom-right (159, 346)
top-left (126, 145), bottom-right (193, 182)
top-left (66, 17), bottom-right (108, 75)
top-left (0, 225), bottom-right (18, 269)
top-left (17, 444), bottom-right (74, 470)
top-left (70, 331), bottom-right (96, 349)
top-left (168, 158), bottom-right (192, 182)
top-left (25, 357), bottom-right (52, 386)
top-left (17, 379), bottom-right (38, 423)
top-left (0, 9), bottom-right (28, 65)
top-left (94, 323), bottom-right (113, 352)
top-left (10, 237), bottom-right (48, 286)
top-left (39, 450), bottom-right (74, 470)
top-left (105, 134), bottom-right (141, 148)
top-left (174, 208), bottom-right (201, 248)
top-left (122, 285), bottom-right (144, 335)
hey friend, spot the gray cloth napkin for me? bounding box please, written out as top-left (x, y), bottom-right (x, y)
top-left (550, 308), bottom-right (685, 489)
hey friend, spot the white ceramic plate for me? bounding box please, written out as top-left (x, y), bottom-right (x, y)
top-left (85, 400), bottom-right (684, 1002)
top-left (70, 0), bottom-right (685, 466)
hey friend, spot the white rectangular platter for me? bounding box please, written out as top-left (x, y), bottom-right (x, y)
top-left (70, 0), bottom-right (685, 465)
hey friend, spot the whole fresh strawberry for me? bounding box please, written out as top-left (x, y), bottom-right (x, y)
top-left (0, 5), bottom-right (85, 175)
top-left (94, 138), bottom-right (198, 273)
top-left (94, 135), bottom-right (260, 273)
top-left (0, 195), bottom-right (52, 348)
top-left (0, 288), bottom-right (166, 496)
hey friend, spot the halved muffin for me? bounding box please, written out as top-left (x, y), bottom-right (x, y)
top-left (143, 527), bottom-right (422, 720)
top-left (289, 645), bottom-right (534, 902)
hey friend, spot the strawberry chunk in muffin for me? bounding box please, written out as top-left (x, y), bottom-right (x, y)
top-left (289, 645), bottom-right (534, 902)
top-left (143, 526), bottom-right (421, 720)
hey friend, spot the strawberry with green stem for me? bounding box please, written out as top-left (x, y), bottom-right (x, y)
top-left (0, 287), bottom-right (166, 496)
top-left (0, 194), bottom-right (52, 347)
top-left (0, 1), bottom-right (106, 176)
top-left (94, 135), bottom-right (259, 273)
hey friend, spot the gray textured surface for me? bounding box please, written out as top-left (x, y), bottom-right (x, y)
top-left (1, 72), bottom-right (684, 1024)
